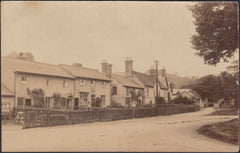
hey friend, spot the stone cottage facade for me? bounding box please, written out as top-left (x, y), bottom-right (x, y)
top-left (59, 64), bottom-right (111, 108)
top-left (2, 57), bottom-right (75, 109)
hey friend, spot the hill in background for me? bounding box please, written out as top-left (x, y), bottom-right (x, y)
top-left (145, 69), bottom-right (198, 88)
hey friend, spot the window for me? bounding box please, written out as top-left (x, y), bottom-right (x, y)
top-left (25, 99), bottom-right (32, 107)
top-left (80, 79), bottom-right (86, 85)
top-left (101, 81), bottom-right (106, 87)
top-left (91, 94), bottom-right (96, 107)
top-left (147, 88), bottom-right (149, 96)
top-left (47, 79), bottom-right (53, 86)
top-left (91, 80), bottom-right (95, 86)
top-left (112, 86), bottom-right (117, 95)
top-left (1, 103), bottom-right (10, 113)
top-left (21, 76), bottom-right (27, 83)
top-left (101, 95), bottom-right (105, 106)
top-left (45, 97), bottom-right (53, 108)
top-left (63, 80), bottom-right (69, 88)
top-left (17, 97), bottom-right (24, 107)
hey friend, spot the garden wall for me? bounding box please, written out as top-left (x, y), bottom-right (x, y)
top-left (22, 104), bottom-right (200, 128)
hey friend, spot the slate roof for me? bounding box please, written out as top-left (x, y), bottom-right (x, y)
top-left (2, 58), bottom-right (74, 78)
top-left (59, 64), bottom-right (110, 81)
top-left (1, 82), bottom-right (14, 96)
top-left (112, 74), bottom-right (143, 89)
top-left (172, 89), bottom-right (201, 99)
top-left (133, 71), bottom-right (155, 87)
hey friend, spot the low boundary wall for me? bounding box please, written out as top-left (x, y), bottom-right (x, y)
top-left (22, 104), bottom-right (200, 128)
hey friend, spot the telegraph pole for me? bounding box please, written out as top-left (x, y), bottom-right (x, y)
top-left (155, 60), bottom-right (159, 98)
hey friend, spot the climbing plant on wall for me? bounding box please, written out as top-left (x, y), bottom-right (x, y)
top-left (27, 88), bottom-right (45, 108)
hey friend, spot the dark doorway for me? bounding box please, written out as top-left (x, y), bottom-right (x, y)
top-left (74, 98), bottom-right (79, 109)
top-left (25, 99), bottom-right (32, 107)
top-left (91, 94), bottom-right (96, 107)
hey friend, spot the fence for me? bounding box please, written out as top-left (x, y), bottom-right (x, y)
top-left (22, 104), bottom-right (200, 128)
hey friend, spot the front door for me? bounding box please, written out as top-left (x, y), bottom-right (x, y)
top-left (74, 98), bottom-right (79, 109)
top-left (91, 94), bottom-right (96, 107)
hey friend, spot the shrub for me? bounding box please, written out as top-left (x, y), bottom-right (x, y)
top-left (171, 95), bottom-right (194, 105)
top-left (155, 97), bottom-right (165, 105)
top-left (110, 101), bottom-right (124, 108)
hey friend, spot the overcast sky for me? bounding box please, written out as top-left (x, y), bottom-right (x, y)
top-left (1, 1), bottom-right (238, 77)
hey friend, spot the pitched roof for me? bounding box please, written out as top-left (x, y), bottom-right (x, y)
top-left (173, 89), bottom-right (201, 99)
top-left (1, 82), bottom-right (14, 96)
top-left (59, 64), bottom-right (110, 81)
top-left (133, 71), bottom-right (155, 87)
top-left (112, 74), bottom-right (143, 89)
top-left (1, 58), bottom-right (74, 78)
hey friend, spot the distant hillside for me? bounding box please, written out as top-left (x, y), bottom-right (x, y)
top-left (145, 69), bottom-right (198, 88)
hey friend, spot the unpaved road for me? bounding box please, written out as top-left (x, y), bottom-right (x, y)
top-left (2, 108), bottom-right (239, 152)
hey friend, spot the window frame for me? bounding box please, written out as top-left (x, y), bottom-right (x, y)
top-left (91, 80), bottom-right (96, 87)
top-left (47, 79), bottom-right (53, 86)
top-left (21, 76), bottom-right (28, 84)
top-left (63, 80), bottom-right (69, 88)
top-left (112, 86), bottom-right (117, 95)
top-left (80, 79), bottom-right (86, 86)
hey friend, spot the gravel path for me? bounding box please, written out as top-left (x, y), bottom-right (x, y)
top-left (2, 108), bottom-right (239, 152)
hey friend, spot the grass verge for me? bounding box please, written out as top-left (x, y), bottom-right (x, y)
top-left (197, 118), bottom-right (239, 145)
top-left (210, 109), bottom-right (238, 116)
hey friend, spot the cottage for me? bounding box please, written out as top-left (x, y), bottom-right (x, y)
top-left (111, 74), bottom-right (144, 107)
top-left (101, 57), bottom-right (170, 106)
top-left (59, 64), bottom-right (111, 108)
top-left (1, 57), bottom-right (75, 109)
top-left (149, 68), bottom-right (170, 102)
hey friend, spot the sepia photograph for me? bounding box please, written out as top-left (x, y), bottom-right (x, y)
top-left (1, 1), bottom-right (239, 152)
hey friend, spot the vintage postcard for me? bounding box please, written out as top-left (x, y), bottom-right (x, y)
top-left (1, 1), bottom-right (239, 152)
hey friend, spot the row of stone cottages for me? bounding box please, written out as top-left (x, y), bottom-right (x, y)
top-left (1, 55), bottom-right (172, 111)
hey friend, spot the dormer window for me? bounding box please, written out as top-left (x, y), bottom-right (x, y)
top-left (21, 76), bottom-right (28, 84)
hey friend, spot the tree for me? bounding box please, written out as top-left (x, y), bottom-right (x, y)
top-left (181, 72), bottom-right (238, 107)
top-left (226, 59), bottom-right (239, 83)
top-left (188, 2), bottom-right (238, 65)
top-left (27, 88), bottom-right (45, 108)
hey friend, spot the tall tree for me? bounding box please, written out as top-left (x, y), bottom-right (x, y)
top-left (188, 2), bottom-right (239, 65)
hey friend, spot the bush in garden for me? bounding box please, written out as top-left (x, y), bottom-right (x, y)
top-left (155, 97), bottom-right (165, 105)
top-left (171, 95), bottom-right (194, 105)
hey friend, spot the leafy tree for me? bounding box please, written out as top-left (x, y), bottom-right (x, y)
top-left (188, 2), bottom-right (238, 65)
top-left (27, 88), bottom-right (45, 108)
top-left (181, 72), bottom-right (238, 107)
top-left (171, 95), bottom-right (194, 105)
top-left (226, 59), bottom-right (239, 83)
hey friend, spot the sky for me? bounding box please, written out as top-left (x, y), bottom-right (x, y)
top-left (1, 1), bottom-right (238, 77)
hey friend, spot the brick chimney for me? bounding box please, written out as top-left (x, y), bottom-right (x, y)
top-left (125, 57), bottom-right (133, 77)
top-left (102, 60), bottom-right (112, 79)
top-left (72, 63), bottom-right (82, 67)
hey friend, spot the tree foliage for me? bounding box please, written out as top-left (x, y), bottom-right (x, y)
top-left (27, 88), bottom-right (45, 108)
top-left (181, 71), bottom-right (238, 107)
top-left (188, 2), bottom-right (238, 65)
top-left (171, 95), bottom-right (194, 105)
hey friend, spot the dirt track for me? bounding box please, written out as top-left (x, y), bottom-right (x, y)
top-left (2, 108), bottom-right (239, 152)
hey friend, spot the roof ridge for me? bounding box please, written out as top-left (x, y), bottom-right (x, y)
top-left (3, 58), bottom-right (62, 68)
top-left (59, 64), bottom-right (100, 72)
